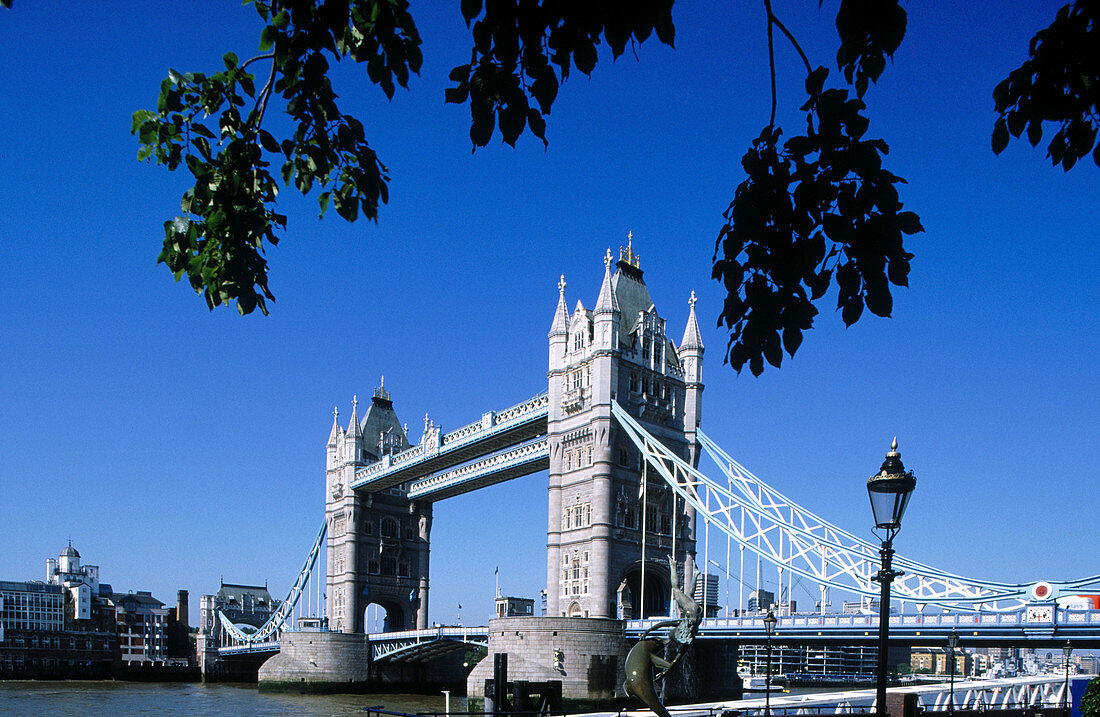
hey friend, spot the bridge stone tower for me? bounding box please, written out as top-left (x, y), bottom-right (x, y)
top-left (546, 239), bottom-right (703, 619)
top-left (326, 383), bottom-right (432, 633)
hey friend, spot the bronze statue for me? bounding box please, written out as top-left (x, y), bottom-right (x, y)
top-left (623, 556), bottom-right (703, 715)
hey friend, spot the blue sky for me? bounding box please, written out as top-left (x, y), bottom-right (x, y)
top-left (0, 1), bottom-right (1097, 628)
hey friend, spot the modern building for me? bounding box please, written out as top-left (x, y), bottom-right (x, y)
top-left (747, 589), bottom-right (775, 613)
top-left (693, 573), bottom-right (721, 617)
top-left (110, 591), bottom-right (171, 666)
top-left (0, 544), bottom-right (118, 678)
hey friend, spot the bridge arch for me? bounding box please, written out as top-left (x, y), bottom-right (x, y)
top-left (364, 599), bottom-right (411, 633)
top-left (620, 558), bottom-right (670, 619)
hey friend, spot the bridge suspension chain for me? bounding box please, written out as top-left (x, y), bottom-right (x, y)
top-left (611, 401), bottom-right (1100, 611)
top-left (218, 518), bottom-right (328, 645)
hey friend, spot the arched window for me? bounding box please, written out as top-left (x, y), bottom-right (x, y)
top-left (381, 517), bottom-right (399, 538)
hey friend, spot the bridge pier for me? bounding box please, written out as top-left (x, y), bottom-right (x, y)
top-left (258, 631), bottom-right (470, 693)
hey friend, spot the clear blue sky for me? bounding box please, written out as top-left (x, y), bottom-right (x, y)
top-left (1, 1), bottom-right (1096, 628)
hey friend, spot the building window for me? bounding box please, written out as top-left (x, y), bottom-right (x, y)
top-left (619, 448), bottom-right (629, 467)
top-left (364, 520), bottom-right (375, 535)
top-left (630, 373), bottom-right (639, 392)
top-left (565, 451), bottom-right (572, 471)
top-left (368, 558), bottom-right (379, 574)
top-left (381, 518), bottom-right (398, 538)
top-left (624, 507), bottom-right (637, 529)
top-left (381, 556), bottom-right (397, 576)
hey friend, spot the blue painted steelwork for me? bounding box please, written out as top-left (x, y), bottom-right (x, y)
top-left (627, 606), bottom-right (1100, 647)
top-left (350, 393), bottom-right (548, 493)
top-left (407, 438), bottom-right (548, 500)
top-left (368, 625), bottom-right (489, 662)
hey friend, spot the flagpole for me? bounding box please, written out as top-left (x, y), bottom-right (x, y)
top-left (640, 451), bottom-right (647, 620)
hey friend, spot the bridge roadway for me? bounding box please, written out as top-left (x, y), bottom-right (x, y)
top-left (224, 604), bottom-right (1100, 658)
top-left (628, 604), bottom-right (1100, 648)
top-left (572, 675), bottom-right (1076, 717)
top-left (350, 393), bottom-right (549, 497)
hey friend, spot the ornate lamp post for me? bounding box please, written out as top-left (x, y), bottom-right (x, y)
top-left (1063, 641), bottom-right (1073, 717)
top-left (947, 630), bottom-right (959, 716)
top-left (764, 607), bottom-right (778, 717)
top-left (867, 438), bottom-right (916, 717)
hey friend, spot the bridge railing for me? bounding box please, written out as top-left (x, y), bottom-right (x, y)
top-left (627, 607), bottom-right (1100, 636)
top-left (354, 393), bottom-right (549, 486)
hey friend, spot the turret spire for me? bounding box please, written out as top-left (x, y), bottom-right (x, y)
top-left (595, 248), bottom-right (620, 313)
top-left (681, 290), bottom-right (704, 349)
top-left (549, 274), bottom-right (570, 335)
top-left (347, 395), bottom-right (362, 437)
top-left (328, 406), bottom-right (340, 445)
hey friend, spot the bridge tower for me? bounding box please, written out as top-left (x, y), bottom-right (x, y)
top-left (546, 239), bottom-right (703, 619)
top-left (325, 383), bottom-right (432, 633)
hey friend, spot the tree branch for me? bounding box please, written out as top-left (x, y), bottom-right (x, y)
top-left (252, 61), bottom-right (278, 129)
top-left (770, 14), bottom-right (813, 76)
top-left (240, 53), bottom-right (275, 71)
top-left (764, 0), bottom-right (778, 127)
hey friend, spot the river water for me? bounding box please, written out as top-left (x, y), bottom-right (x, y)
top-left (0, 682), bottom-right (466, 717)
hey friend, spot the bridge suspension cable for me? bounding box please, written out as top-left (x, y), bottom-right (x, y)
top-left (218, 518), bottom-right (328, 646)
top-left (611, 401), bottom-right (1100, 612)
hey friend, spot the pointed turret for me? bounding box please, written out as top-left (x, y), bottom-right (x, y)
top-left (549, 275), bottom-right (569, 337)
top-left (347, 395), bottom-right (362, 438)
top-left (680, 290), bottom-right (704, 351)
top-left (595, 248), bottom-right (619, 314)
top-left (549, 275), bottom-right (570, 373)
top-left (327, 406), bottom-right (340, 446)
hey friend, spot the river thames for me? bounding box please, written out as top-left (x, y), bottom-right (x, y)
top-left (0, 682), bottom-right (465, 717)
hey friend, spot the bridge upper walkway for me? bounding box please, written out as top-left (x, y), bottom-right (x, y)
top-left (350, 393), bottom-right (548, 495)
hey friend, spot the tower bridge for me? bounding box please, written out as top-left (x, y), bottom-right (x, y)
top-left (202, 237), bottom-right (1100, 697)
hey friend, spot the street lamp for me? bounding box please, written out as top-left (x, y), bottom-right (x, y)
top-left (867, 438), bottom-right (916, 717)
top-left (1063, 641), bottom-right (1073, 717)
top-left (947, 630), bottom-right (959, 716)
top-left (763, 607), bottom-right (778, 717)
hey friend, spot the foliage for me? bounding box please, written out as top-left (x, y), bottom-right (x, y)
top-left (1082, 676), bottom-right (1100, 717)
top-left (115, 0), bottom-right (1100, 372)
top-left (131, 0), bottom-right (421, 314)
top-left (443, 0), bottom-right (674, 147)
top-left (712, 1), bottom-right (917, 375)
top-left (993, 0), bottom-right (1100, 171)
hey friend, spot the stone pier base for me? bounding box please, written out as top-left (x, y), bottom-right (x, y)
top-left (467, 617), bottom-right (630, 706)
top-left (258, 632), bottom-right (371, 691)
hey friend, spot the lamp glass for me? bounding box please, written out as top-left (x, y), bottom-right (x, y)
top-left (764, 609), bottom-right (777, 637)
top-left (867, 473), bottom-right (915, 529)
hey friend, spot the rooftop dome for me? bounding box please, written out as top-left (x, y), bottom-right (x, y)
top-left (61, 543), bottom-right (80, 559)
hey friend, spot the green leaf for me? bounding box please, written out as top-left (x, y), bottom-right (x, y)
top-left (259, 25), bottom-right (276, 52)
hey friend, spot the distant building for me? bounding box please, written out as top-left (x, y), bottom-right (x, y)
top-left (747, 589), bottom-right (775, 613)
top-left (0, 544), bottom-right (117, 678)
top-left (199, 581), bottom-right (279, 647)
top-left (693, 573), bottom-right (721, 617)
top-left (110, 591), bottom-right (171, 666)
